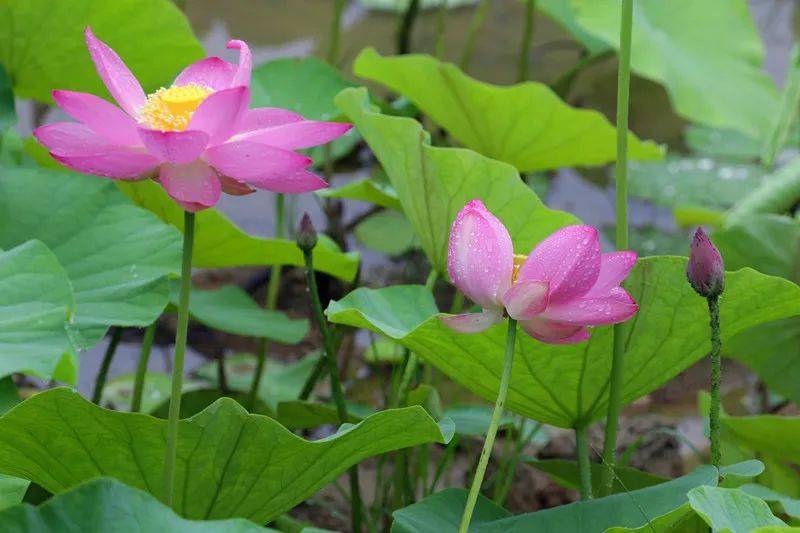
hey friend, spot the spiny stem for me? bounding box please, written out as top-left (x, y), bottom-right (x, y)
top-left (599, 0), bottom-right (634, 498)
top-left (302, 248), bottom-right (363, 532)
top-left (458, 318), bottom-right (517, 533)
top-left (91, 327), bottom-right (122, 404)
top-left (517, 0), bottom-right (536, 82)
top-left (575, 426), bottom-right (593, 500)
top-left (163, 210), bottom-right (195, 507)
top-left (131, 322), bottom-right (156, 413)
top-left (708, 295), bottom-right (722, 470)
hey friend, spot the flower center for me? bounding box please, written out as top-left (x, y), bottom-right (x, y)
top-left (138, 83), bottom-right (213, 131)
top-left (512, 254), bottom-right (527, 284)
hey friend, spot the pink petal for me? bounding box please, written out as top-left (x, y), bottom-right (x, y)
top-left (159, 161), bottom-right (221, 210)
top-left (219, 176), bottom-right (256, 196)
top-left (188, 86), bottom-right (249, 145)
top-left (52, 149), bottom-right (158, 179)
top-left (84, 27), bottom-right (145, 117)
top-left (520, 317), bottom-right (590, 345)
top-left (173, 57), bottom-right (236, 91)
top-left (227, 40), bottom-right (252, 88)
top-left (34, 123), bottom-right (117, 155)
top-left (138, 128), bottom-right (208, 164)
top-left (439, 308), bottom-right (503, 334)
top-left (542, 287), bottom-right (638, 326)
top-left (502, 280), bottom-right (549, 321)
top-left (242, 169), bottom-right (328, 194)
top-left (236, 121), bottom-right (353, 150)
top-left (239, 108), bottom-right (304, 133)
top-left (52, 90), bottom-right (140, 146)
top-left (204, 140), bottom-right (312, 180)
top-left (588, 251), bottom-right (638, 295)
top-left (447, 200), bottom-right (514, 309)
top-left (517, 225), bottom-right (601, 304)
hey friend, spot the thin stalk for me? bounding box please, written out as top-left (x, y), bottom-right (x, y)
top-left (397, 0), bottom-right (421, 55)
top-left (247, 194), bottom-right (285, 411)
top-left (303, 248), bottom-right (363, 532)
top-left (91, 327), bottom-right (122, 404)
top-left (131, 322), bottom-right (156, 412)
top-left (494, 421), bottom-right (541, 505)
top-left (163, 210), bottom-right (195, 507)
top-left (575, 426), bottom-right (593, 500)
top-left (517, 0), bottom-right (536, 82)
top-left (326, 0), bottom-right (346, 65)
top-left (459, 0), bottom-right (490, 72)
top-left (458, 318), bottom-right (517, 533)
top-left (435, 2), bottom-right (447, 59)
top-left (428, 435), bottom-right (459, 495)
top-left (708, 295), bottom-right (722, 470)
top-left (599, 0), bottom-right (633, 498)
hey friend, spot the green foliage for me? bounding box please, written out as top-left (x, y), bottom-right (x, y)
top-left (327, 258), bottom-right (800, 428)
top-left (0, 0), bottom-right (203, 103)
top-left (335, 87), bottom-right (579, 275)
top-left (118, 179), bottom-right (359, 281)
top-left (354, 211), bottom-right (418, 255)
top-left (101, 372), bottom-right (174, 413)
top-left (741, 484), bottom-right (800, 520)
top-left (0, 65), bottom-right (14, 133)
top-left (0, 388), bottom-right (452, 523)
top-left (444, 405), bottom-right (515, 437)
top-left (684, 125), bottom-right (762, 162)
top-left (525, 459), bottom-right (666, 495)
top-left (150, 389), bottom-right (272, 418)
top-left (688, 486), bottom-right (786, 532)
top-left (317, 177), bottom-right (402, 211)
top-left (353, 48), bottom-right (662, 172)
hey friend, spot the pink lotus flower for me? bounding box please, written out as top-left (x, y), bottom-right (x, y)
top-left (443, 200), bottom-right (638, 344)
top-left (687, 227), bottom-right (725, 298)
top-left (34, 28), bottom-right (352, 212)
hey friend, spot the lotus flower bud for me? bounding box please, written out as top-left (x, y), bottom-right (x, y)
top-left (296, 213), bottom-right (318, 253)
top-left (687, 227), bottom-right (725, 298)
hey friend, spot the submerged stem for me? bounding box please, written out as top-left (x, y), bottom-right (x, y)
top-left (163, 210), bottom-right (195, 507)
top-left (91, 327), bottom-right (122, 405)
top-left (599, 0), bottom-right (634, 498)
top-left (131, 322), bottom-right (156, 413)
top-left (708, 295), bottom-right (722, 470)
top-left (575, 426), bottom-right (593, 500)
top-left (459, 318), bottom-right (517, 533)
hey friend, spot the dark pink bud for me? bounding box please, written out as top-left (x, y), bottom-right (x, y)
top-left (296, 213), bottom-right (318, 253)
top-left (687, 227), bottom-right (725, 298)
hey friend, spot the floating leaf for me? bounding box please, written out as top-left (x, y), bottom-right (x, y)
top-left (525, 459), bottom-right (666, 495)
top-left (0, 477), bottom-right (261, 532)
top-left (335, 87), bottom-right (578, 274)
top-left (118, 180), bottom-right (359, 281)
top-left (0, 0), bottom-right (203, 104)
top-left (0, 388), bottom-right (451, 522)
top-left (355, 211), bottom-right (417, 255)
top-left (352, 48), bottom-right (662, 172)
top-left (688, 486), bottom-right (786, 532)
top-left (0, 167), bottom-right (181, 349)
top-left (573, 0), bottom-right (779, 137)
top-left (327, 258), bottom-right (800, 428)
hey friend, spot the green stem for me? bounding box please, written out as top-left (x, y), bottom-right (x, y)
top-left (397, 0), bottom-right (421, 54)
top-left (91, 327), bottom-right (122, 404)
top-left (303, 248), bottom-right (362, 532)
top-left (131, 322), bottom-right (156, 413)
top-left (599, 0), bottom-right (633, 498)
top-left (247, 194), bottom-right (285, 411)
top-left (576, 426), bottom-right (593, 500)
top-left (516, 0), bottom-right (535, 82)
top-left (163, 210), bottom-right (195, 507)
top-left (428, 435), bottom-right (459, 495)
top-left (708, 295), bottom-right (722, 470)
top-left (435, 2), bottom-right (447, 59)
top-left (326, 0), bottom-right (346, 65)
top-left (459, 0), bottom-right (489, 72)
top-left (458, 318), bottom-right (517, 533)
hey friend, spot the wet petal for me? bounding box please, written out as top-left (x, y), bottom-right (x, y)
top-left (237, 121), bottom-right (352, 150)
top-left (84, 27), bottom-right (145, 117)
top-left (517, 225), bottom-right (601, 304)
top-left (159, 161), bottom-right (221, 210)
top-left (138, 128), bottom-right (208, 164)
top-left (440, 308), bottom-right (503, 334)
top-left (204, 140), bottom-right (312, 180)
top-left (242, 169), bottom-right (328, 194)
top-left (227, 40), bottom-right (252, 88)
top-left (188, 86), bottom-right (249, 145)
top-left (52, 90), bottom-right (140, 146)
top-left (588, 251), bottom-right (638, 295)
top-left (502, 280), bottom-right (549, 321)
top-left (447, 200), bottom-right (514, 309)
top-left (173, 57), bottom-right (236, 91)
top-left (542, 287), bottom-right (638, 326)
top-left (34, 122), bottom-right (117, 155)
top-left (239, 108), bottom-right (304, 132)
top-left (520, 317), bottom-right (590, 345)
top-left (52, 149), bottom-right (157, 179)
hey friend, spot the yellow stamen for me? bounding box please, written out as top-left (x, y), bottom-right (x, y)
top-left (512, 254), bottom-right (527, 283)
top-left (138, 83), bottom-right (213, 131)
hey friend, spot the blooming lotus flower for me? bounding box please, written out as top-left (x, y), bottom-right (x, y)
top-left (443, 200), bottom-right (638, 344)
top-left (34, 28), bottom-right (352, 211)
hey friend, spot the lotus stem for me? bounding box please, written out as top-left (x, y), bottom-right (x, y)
top-left (517, 0), bottom-right (536, 82)
top-left (397, 0), bottom-right (421, 55)
top-left (163, 210), bottom-right (195, 507)
top-left (131, 322), bottom-right (156, 413)
top-left (459, 318), bottom-right (517, 533)
top-left (327, 0), bottom-right (346, 65)
top-left (575, 426), bottom-right (593, 500)
top-left (435, 2), bottom-right (447, 59)
top-left (91, 327), bottom-right (122, 404)
top-left (708, 294), bottom-right (722, 469)
top-left (459, 0), bottom-right (490, 72)
top-left (599, 0), bottom-right (633, 498)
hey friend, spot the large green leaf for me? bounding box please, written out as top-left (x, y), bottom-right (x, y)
top-left (537, 0), bottom-right (610, 55)
top-left (0, 473), bottom-right (26, 512)
top-left (721, 411), bottom-right (800, 467)
top-left (355, 211), bottom-right (418, 255)
top-left (0, 240), bottom-right (77, 382)
top-left (170, 284), bottom-right (308, 344)
top-left (317, 177), bottom-right (402, 211)
top-left (573, 0), bottom-right (779, 138)
top-left (525, 459), bottom-right (666, 495)
top-left (0, 478), bottom-right (261, 532)
top-left (327, 257), bottom-right (800, 428)
top-left (0, 0), bottom-right (203, 104)
top-left (335, 87), bottom-right (579, 275)
top-left (392, 488), bottom-right (510, 533)
top-left (352, 48), bottom-right (662, 172)
top-left (741, 484), bottom-right (800, 520)
top-left (118, 180), bottom-right (359, 281)
top-left (0, 387), bottom-right (452, 522)
top-left (688, 486), bottom-right (786, 532)
top-left (0, 167), bottom-right (181, 348)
